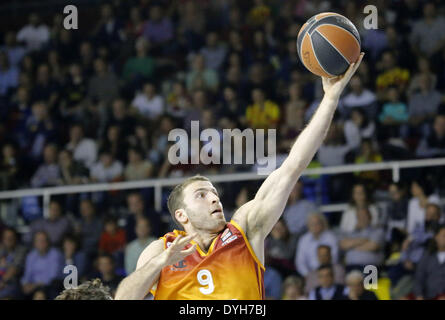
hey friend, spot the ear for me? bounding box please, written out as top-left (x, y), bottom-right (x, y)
top-left (175, 208), bottom-right (188, 225)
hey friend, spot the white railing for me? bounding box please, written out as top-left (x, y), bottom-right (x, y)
top-left (1, 157), bottom-right (445, 217)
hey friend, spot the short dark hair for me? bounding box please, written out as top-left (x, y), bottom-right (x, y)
top-left (55, 278), bottom-right (112, 300)
top-left (167, 175), bottom-right (211, 228)
top-left (317, 263), bottom-right (333, 273)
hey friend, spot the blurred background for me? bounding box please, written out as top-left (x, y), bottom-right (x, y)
top-left (0, 0), bottom-right (445, 300)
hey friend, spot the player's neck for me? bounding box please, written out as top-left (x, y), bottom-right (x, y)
top-left (188, 229), bottom-right (220, 253)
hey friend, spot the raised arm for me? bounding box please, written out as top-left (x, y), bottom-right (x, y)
top-left (232, 53), bottom-right (364, 242)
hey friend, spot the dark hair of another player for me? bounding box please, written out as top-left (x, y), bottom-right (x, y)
top-left (55, 278), bottom-right (112, 300)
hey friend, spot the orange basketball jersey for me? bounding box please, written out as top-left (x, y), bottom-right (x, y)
top-left (150, 220), bottom-right (265, 300)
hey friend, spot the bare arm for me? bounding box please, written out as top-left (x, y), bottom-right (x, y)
top-left (340, 238), bottom-right (369, 250)
top-left (232, 53), bottom-right (365, 242)
top-left (115, 234), bottom-right (196, 300)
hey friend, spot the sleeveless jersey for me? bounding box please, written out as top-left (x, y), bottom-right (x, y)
top-left (151, 220), bottom-right (265, 300)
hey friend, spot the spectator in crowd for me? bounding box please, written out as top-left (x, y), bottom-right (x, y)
top-left (75, 199), bottom-right (103, 257)
top-left (340, 207), bottom-right (385, 272)
top-left (308, 264), bottom-right (347, 300)
top-left (343, 107), bottom-right (376, 151)
top-left (16, 13), bottom-right (50, 51)
top-left (0, 52), bottom-right (19, 97)
top-left (107, 98), bottom-right (137, 139)
top-left (98, 216), bottom-right (126, 256)
top-left (265, 219), bottom-right (298, 276)
top-left (99, 125), bottom-right (129, 165)
top-left (61, 63), bottom-right (87, 121)
top-left (94, 254), bottom-right (124, 298)
top-left (124, 147), bottom-right (153, 181)
top-left (340, 183), bottom-right (380, 233)
top-left (416, 114), bottom-right (445, 158)
top-left (385, 182), bottom-right (409, 241)
top-left (32, 63), bottom-right (59, 109)
top-left (246, 87), bottom-right (280, 130)
top-left (305, 245), bottom-right (345, 294)
top-left (378, 86), bottom-right (409, 140)
top-left (90, 149), bottom-right (124, 183)
top-left (124, 216), bottom-right (156, 275)
top-left (30, 143), bottom-right (60, 188)
top-left (407, 179), bottom-right (440, 234)
top-left (142, 5), bottom-right (174, 48)
top-left (282, 181), bottom-right (318, 236)
top-left (62, 234), bottom-right (88, 281)
top-left (21, 231), bottom-right (64, 298)
top-left (282, 275), bottom-right (307, 300)
top-left (263, 265), bottom-right (282, 300)
top-left (131, 82), bottom-right (164, 120)
top-left (65, 124), bottom-right (98, 169)
top-left (93, 4), bottom-right (125, 49)
top-left (0, 227), bottom-right (27, 299)
top-left (414, 224), bottom-right (445, 299)
top-left (0, 143), bottom-right (22, 190)
top-left (353, 139), bottom-right (383, 187)
top-left (58, 149), bottom-right (89, 185)
top-left (29, 200), bottom-right (73, 246)
top-left (1, 31), bottom-right (26, 68)
top-left (296, 213), bottom-right (339, 277)
top-left (408, 74), bottom-right (441, 128)
top-left (375, 51), bottom-right (410, 98)
top-left (186, 54), bottom-right (219, 92)
top-left (344, 270), bottom-right (378, 300)
top-left (317, 122), bottom-right (352, 167)
top-left (410, 2), bottom-right (445, 57)
top-left (200, 31), bottom-right (227, 71)
top-left (340, 75), bottom-right (378, 119)
top-left (123, 37), bottom-right (156, 85)
top-left (88, 58), bottom-right (120, 105)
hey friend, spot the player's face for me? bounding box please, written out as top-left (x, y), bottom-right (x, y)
top-left (181, 181), bottom-right (226, 233)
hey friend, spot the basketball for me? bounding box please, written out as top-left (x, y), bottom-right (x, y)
top-left (297, 12), bottom-right (361, 78)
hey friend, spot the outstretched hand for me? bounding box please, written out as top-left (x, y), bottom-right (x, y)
top-left (159, 233), bottom-right (197, 267)
top-left (322, 52), bottom-right (365, 100)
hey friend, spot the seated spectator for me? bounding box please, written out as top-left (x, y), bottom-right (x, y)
top-left (124, 147), bottom-right (153, 181)
top-left (308, 264), bottom-right (347, 300)
top-left (142, 5), bottom-right (174, 47)
top-left (99, 216), bottom-right (126, 256)
top-left (30, 143), bottom-right (60, 188)
top-left (265, 219), bottom-right (298, 276)
top-left (317, 122), bottom-right (352, 167)
top-left (31, 64), bottom-right (59, 109)
top-left (408, 56), bottom-right (437, 98)
top-left (131, 82), bottom-right (164, 120)
top-left (186, 54), bottom-right (219, 92)
top-left (264, 265), bottom-right (282, 300)
top-left (414, 224), bottom-right (445, 299)
top-left (340, 75), bottom-right (377, 119)
top-left (200, 31), bottom-right (227, 71)
top-left (1, 31), bottom-right (26, 67)
top-left (0, 227), bottom-right (27, 299)
top-left (65, 124), bottom-right (97, 169)
top-left (123, 37), bottom-right (156, 85)
top-left (88, 58), bottom-right (119, 105)
top-left (165, 81), bottom-right (189, 120)
top-left (409, 2), bottom-right (445, 58)
top-left (93, 4), bottom-right (124, 48)
top-left (282, 181), bottom-right (318, 236)
top-left (16, 13), bottom-right (50, 51)
top-left (375, 51), bottom-right (410, 99)
top-left (21, 231), bottom-right (64, 298)
top-left (0, 51), bottom-right (19, 97)
top-left (62, 234), bottom-right (88, 280)
top-left (340, 208), bottom-right (385, 272)
top-left (305, 245), bottom-right (345, 294)
top-left (75, 199), bottom-right (102, 257)
top-left (148, 116), bottom-right (176, 166)
top-left (340, 183), bottom-right (380, 233)
top-left (354, 139), bottom-right (383, 187)
top-left (61, 63), bottom-right (87, 121)
top-left (245, 88), bottom-right (280, 130)
top-left (385, 182), bottom-right (409, 240)
top-left (344, 270), bottom-right (378, 300)
top-left (0, 143), bottom-right (23, 190)
top-left (98, 125), bottom-right (129, 164)
top-left (296, 213), bottom-right (339, 277)
top-left (343, 107), bottom-right (376, 151)
top-left (90, 149), bottom-right (123, 183)
top-left (416, 114), bottom-right (445, 158)
top-left (378, 86), bottom-right (409, 140)
top-left (407, 179), bottom-right (440, 234)
top-left (124, 217), bottom-right (156, 275)
top-left (388, 203), bottom-right (442, 287)
top-left (29, 200), bottom-right (73, 246)
top-left (107, 99), bottom-right (137, 140)
top-left (282, 275), bottom-right (307, 300)
top-left (408, 73), bottom-right (441, 127)
top-left (94, 254), bottom-right (124, 298)
top-left (58, 149), bottom-right (89, 185)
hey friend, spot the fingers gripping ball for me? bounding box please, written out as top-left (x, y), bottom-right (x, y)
top-left (297, 12), bottom-right (361, 78)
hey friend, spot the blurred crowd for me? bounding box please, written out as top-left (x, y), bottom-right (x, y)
top-left (1, 0), bottom-right (445, 300)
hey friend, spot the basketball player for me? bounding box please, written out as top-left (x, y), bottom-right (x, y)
top-left (115, 53), bottom-right (365, 300)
